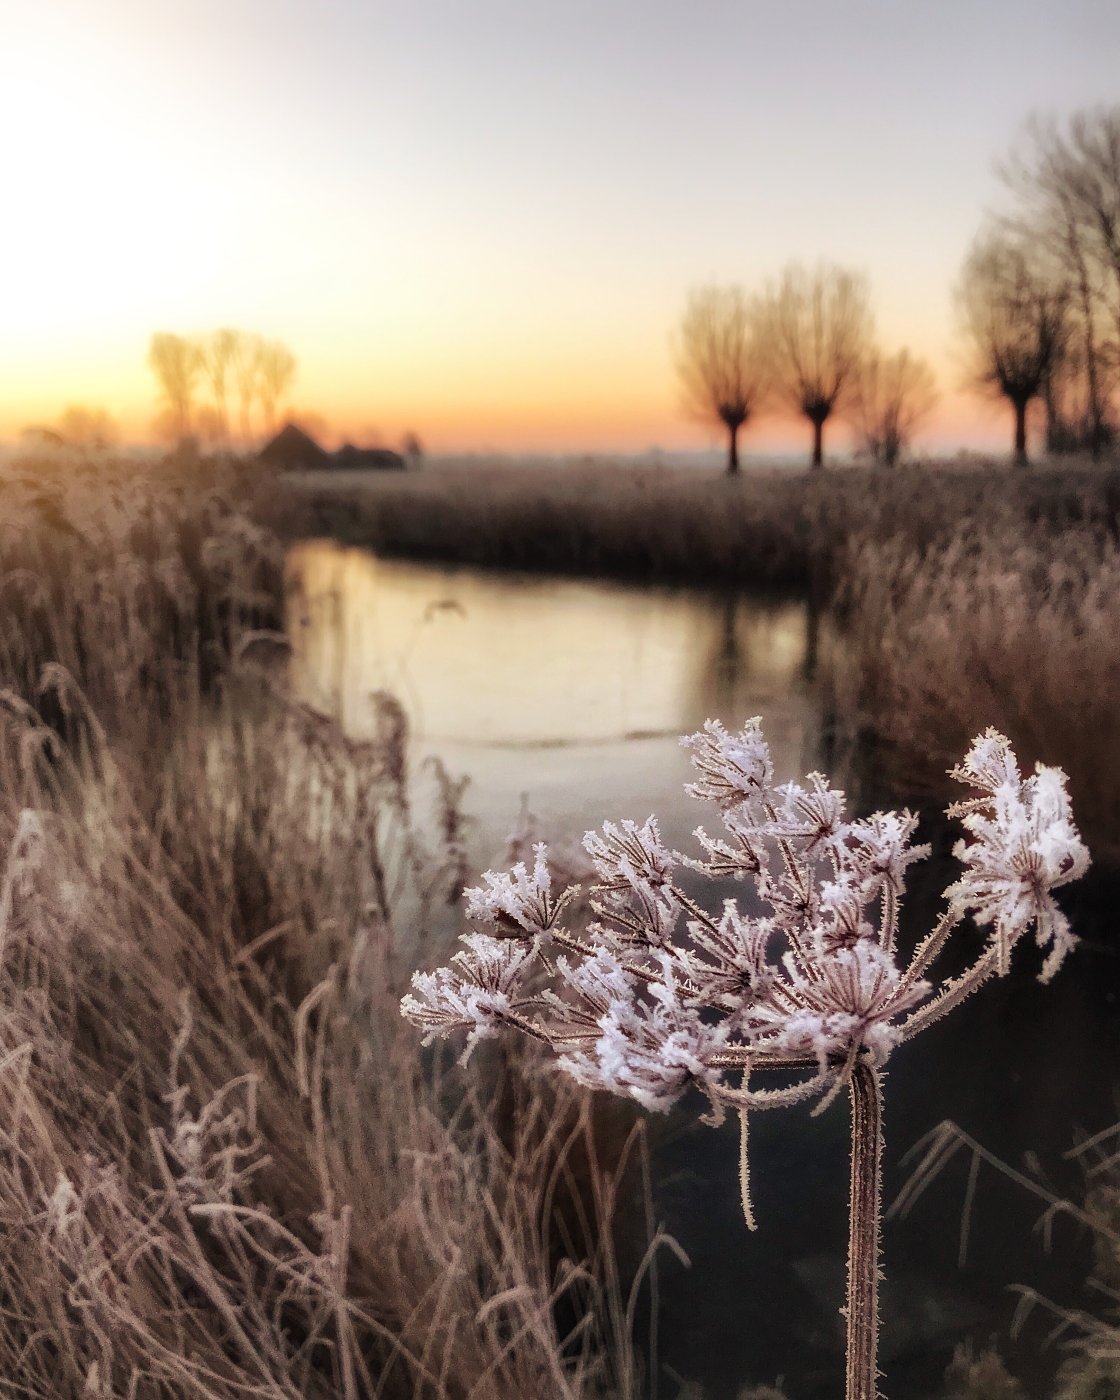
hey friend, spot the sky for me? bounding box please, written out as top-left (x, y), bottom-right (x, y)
top-left (2, 0), bottom-right (1118, 454)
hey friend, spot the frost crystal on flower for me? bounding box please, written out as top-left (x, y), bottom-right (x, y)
top-left (403, 716), bottom-right (1086, 1152)
top-left (463, 843), bottom-right (568, 938)
top-left (557, 952), bottom-right (728, 1113)
top-left (401, 933), bottom-right (534, 1057)
top-left (947, 730), bottom-right (1089, 981)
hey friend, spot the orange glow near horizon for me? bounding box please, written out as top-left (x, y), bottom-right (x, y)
top-left (2, 2), bottom-right (1112, 459)
top-left (0, 320), bottom-right (1012, 457)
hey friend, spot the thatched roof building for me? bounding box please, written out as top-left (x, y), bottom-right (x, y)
top-left (259, 424), bottom-right (406, 472)
top-left (257, 423), bottom-right (331, 470)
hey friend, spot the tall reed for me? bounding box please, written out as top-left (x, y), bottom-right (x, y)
top-left (823, 522), bottom-right (1120, 865)
top-left (270, 457), bottom-right (1120, 593)
top-left (0, 454), bottom-right (663, 1399)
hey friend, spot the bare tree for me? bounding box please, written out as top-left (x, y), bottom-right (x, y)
top-left (147, 333), bottom-right (203, 443)
top-left (203, 328), bottom-right (239, 446)
top-left (852, 349), bottom-right (938, 467)
top-left (675, 285), bottom-right (767, 474)
top-left (1002, 111), bottom-right (1118, 456)
top-left (762, 262), bottom-right (874, 468)
top-left (1061, 108), bottom-right (1120, 355)
top-left (400, 430), bottom-right (424, 466)
top-left (257, 341), bottom-right (297, 437)
top-left (229, 331), bottom-right (263, 447)
top-left (957, 230), bottom-right (1067, 465)
top-left (57, 404), bottom-right (119, 451)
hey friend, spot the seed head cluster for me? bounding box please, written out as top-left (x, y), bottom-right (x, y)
top-left (402, 719), bottom-right (1088, 1122)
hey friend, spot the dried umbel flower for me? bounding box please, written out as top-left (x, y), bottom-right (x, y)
top-left (402, 718), bottom-right (1088, 1400)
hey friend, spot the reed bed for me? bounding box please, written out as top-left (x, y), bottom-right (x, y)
top-left (5, 447), bottom-right (1117, 1396)
top-left (0, 455), bottom-right (663, 1400)
top-left (271, 457), bottom-right (1120, 594)
top-left (822, 520), bottom-right (1120, 867)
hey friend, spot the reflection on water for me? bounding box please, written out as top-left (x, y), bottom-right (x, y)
top-left (287, 540), bottom-right (816, 854)
top-left (289, 540), bottom-right (808, 746)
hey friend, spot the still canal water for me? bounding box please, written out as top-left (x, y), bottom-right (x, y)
top-left (287, 539), bottom-right (1120, 1400)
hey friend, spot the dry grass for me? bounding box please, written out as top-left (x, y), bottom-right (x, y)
top-left (821, 519), bottom-right (1120, 865)
top-left (894, 1117), bottom-right (1120, 1399)
top-left (0, 454), bottom-right (669, 1399)
top-left (269, 456), bottom-right (1120, 594)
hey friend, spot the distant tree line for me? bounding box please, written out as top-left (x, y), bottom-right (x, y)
top-left (682, 104), bottom-right (1120, 472)
top-left (676, 265), bottom-right (936, 473)
top-left (147, 330), bottom-right (297, 448)
top-left (958, 105), bottom-right (1120, 463)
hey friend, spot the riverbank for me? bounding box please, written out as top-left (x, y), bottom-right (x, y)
top-left (4, 448), bottom-right (1119, 1397)
top-left (270, 455), bottom-right (1120, 594)
top-left (271, 457), bottom-right (1120, 869)
top-left (0, 454), bottom-right (653, 1400)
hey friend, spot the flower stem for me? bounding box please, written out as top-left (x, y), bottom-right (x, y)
top-left (845, 1060), bottom-right (883, 1400)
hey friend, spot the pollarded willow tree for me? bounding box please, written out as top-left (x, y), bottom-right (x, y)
top-left (853, 348), bottom-right (939, 467)
top-left (957, 230), bottom-right (1068, 465)
top-left (403, 718), bottom-right (1088, 1400)
top-left (762, 262), bottom-right (874, 468)
top-left (675, 285), bottom-right (768, 474)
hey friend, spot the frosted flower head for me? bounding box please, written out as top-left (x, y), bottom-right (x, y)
top-left (401, 933), bottom-right (534, 1058)
top-left (583, 816), bottom-right (675, 892)
top-left (557, 953), bottom-right (729, 1113)
top-left (840, 810), bottom-right (930, 902)
top-left (754, 938), bottom-right (931, 1068)
top-left (947, 732), bottom-right (1089, 981)
top-left (773, 774), bottom-right (849, 848)
top-left (583, 816), bottom-right (679, 944)
top-left (464, 843), bottom-right (571, 938)
top-left (686, 901), bottom-right (776, 1013)
top-left (681, 717), bottom-right (773, 810)
top-left (404, 719), bottom-right (1084, 1135)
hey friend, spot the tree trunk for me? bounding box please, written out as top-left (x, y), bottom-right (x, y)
top-left (1013, 399), bottom-right (1029, 465)
top-left (727, 422), bottom-right (740, 475)
top-left (845, 1061), bottom-right (883, 1400)
top-left (1043, 370), bottom-right (1061, 453)
top-left (811, 417), bottom-right (825, 469)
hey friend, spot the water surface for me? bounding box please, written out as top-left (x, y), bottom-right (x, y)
top-left (287, 540), bottom-right (1120, 1400)
top-left (288, 540), bottom-right (815, 857)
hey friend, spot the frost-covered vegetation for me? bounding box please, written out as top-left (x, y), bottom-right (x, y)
top-left (402, 719), bottom-right (1088, 1399)
top-left (823, 504), bottom-right (1120, 864)
top-left (0, 454), bottom-right (665, 1399)
top-left (273, 455), bottom-right (1119, 589)
top-left (3, 447), bottom-right (1118, 1397)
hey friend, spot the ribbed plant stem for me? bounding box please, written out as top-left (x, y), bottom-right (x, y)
top-left (845, 1060), bottom-right (884, 1400)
